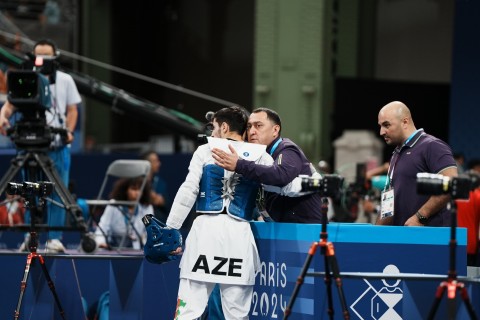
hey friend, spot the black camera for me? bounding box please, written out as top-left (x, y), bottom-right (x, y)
top-left (6, 59), bottom-right (57, 150)
top-left (197, 134), bottom-right (208, 144)
top-left (6, 181), bottom-right (54, 197)
top-left (7, 70), bottom-right (52, 112)
top-left (301, 174), bottom-right (344, 198)
top-left (197, 111), bottom-right (215, 144)
top-left (416, 173), bottom-right (480, 200)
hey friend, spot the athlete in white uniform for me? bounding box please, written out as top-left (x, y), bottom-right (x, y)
top-left (168, 106), bottom-right (288, 319)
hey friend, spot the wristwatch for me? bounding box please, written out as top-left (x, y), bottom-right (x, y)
top-left (415, 211), bottom-right (428, 225)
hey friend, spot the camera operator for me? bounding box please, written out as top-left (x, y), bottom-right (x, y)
top-left (376, 101), bottom-right (457, 227)
top-left (0, 39), bottom-right (81, 252)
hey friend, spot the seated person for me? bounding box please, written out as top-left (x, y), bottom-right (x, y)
top-left (140, 150), bottom-right (169, 222)
top-left (94, 177), bottom-right (153, 249)
top-left (0, 194), bottom-right (25, 225)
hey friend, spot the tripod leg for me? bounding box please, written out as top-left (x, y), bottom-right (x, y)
top-left (0, 153), bottom-right (28, 196)
top-left (326, 243), bottom-right (350, 320)
top-left (14, 253), bottom-right (34, 320)
top-left (34, 153), bottom-right (96, 253)
top-left (34, 153), bottom-right (86, 226)
top-left (458, 283), bottom-right (479, 320)
top-left (284, 242), bottom-right (319, 319)
top-left (427, 282), bottom-right (447, 320)
top-left (323, 245), bottom-right (334, 320)
top-left (36, 254), bottom-right (66, 319)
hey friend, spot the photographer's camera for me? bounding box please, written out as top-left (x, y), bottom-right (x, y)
top-left (6, 181), bottom-right (54, 197)
top-left (416, 172), bottom-right (480, 199)
top-left (301, 174), bottom-right (344, 198)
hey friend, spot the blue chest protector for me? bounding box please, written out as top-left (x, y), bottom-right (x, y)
top-left (196, 164), bottom-right (260, 221)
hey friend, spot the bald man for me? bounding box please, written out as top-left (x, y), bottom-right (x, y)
top-left (376, 101), bottom-right (457, 227)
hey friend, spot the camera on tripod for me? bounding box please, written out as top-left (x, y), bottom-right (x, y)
top-left (6, 56), bottom-right (60, 150)
top-left (6, 181), bottom-right (54, 197)
top-left (416, 172), bottom-right (480, 200)
top-left (300, 174), bottom-right (344, 198)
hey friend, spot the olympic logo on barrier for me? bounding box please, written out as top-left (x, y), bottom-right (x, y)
top-left (350, 264), bottom-right (403, 320)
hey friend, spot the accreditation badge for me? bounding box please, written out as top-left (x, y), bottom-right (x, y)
top-left (380, 189), bottom-right (394, 219)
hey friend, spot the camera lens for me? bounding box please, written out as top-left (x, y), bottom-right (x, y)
top-left (416, 173), bottom-right (449, 196)
top-left (300, 174), bottom-right (344, 197)
top-left (6, 182), bottom-right (23, 195)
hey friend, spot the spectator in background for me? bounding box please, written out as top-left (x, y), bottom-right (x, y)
top-left (0, 62), bottom-right (9, 147)
top-left (140, 150), bottom-right (169, 222)
top-left (40, 0), bottom-right (61, 25)
top-left (0, 194), bottom-right (25, 225)
top-left (0, 62), bottom-right (7, 100)
top-left (454, 152), bottom-right (466, 174)
top-left (467, 158), bottom-right (480, 174)
top-left (94, 177), bottom-right (153, 250)
top-left (457, 159), bottom-right (480, 266)
top-left (361, 162), bottom-right (390, 223)
top-left (366, 162), bottom-right (390, 181)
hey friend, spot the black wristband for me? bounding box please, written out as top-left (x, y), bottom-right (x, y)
top-left (415, 211), bottom-right (428, 225)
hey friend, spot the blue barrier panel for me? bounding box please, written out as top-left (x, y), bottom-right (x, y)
top-left (251, 222), bottom-right (468, 320)
top-left (0, 222), bottom-right (474, 320)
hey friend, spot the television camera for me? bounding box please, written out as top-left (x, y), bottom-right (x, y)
top-left (6, 56), bottom-right (64, 150)
top-left (0, 55), bottom-right (97, 254)
top-left (416, 172), bottom-right (480, 200)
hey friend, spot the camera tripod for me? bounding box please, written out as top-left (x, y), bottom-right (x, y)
top-left (13, 193), bottom-right (66, 320)
top-left (284, 197), bottom-right (350, 320)
top-left (0, 149), bottom-right (96, 253)
top-left (427, 200), bottom-right (478, 320)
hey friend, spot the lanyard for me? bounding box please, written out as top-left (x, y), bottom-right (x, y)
top-left (269, 138), bottom-right (282, 156)
top-left (385, 129), bottom-right (422, 190)
top-left (121, 206), bottom-right (138, 227)
top-left (404, 129), bottom-right (420, 145)
top-left (385, 151), bottom-right (400, 190)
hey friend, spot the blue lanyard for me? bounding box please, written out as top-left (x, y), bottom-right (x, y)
top-left (404, 129), bottom-right (421, 145)
top-left (121, 206), bottom-right (138, 225)
top-left (385, 129), bottom-right (423, 190)
top-left (269, 138), bottom-right (282, 156)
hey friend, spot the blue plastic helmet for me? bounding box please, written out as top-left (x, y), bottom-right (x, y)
top-left (142, 214), bottom-right (182, 264)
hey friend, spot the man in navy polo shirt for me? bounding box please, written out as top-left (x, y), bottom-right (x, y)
top-left (375, 101), bottom-right (457, 227)
top-left (212, 107), bottom-right (322, 223)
